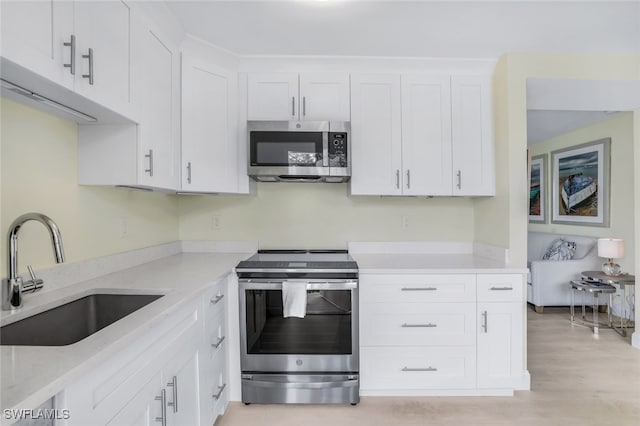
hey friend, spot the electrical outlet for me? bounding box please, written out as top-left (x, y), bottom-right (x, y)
top-left (401, 216), bottom-right (409, 229)
top-left (120, 217), bottom-right (128, 238)
top-left (212, 215), bottom-right (221, 230)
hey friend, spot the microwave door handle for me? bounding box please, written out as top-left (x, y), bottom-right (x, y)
top-left (322, 132), bottom-right (329, 167)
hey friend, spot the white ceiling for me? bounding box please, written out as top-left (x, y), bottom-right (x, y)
top-left (164, 0), bottom-right (640, 58)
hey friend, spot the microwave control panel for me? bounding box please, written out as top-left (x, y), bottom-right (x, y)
top-left (328, 132), bottom-right (348, 167)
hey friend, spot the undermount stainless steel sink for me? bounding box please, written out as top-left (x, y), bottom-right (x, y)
top-left (0, 293), bottom-right (163, 346)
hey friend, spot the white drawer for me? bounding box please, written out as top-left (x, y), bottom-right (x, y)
top-left (207, 308), bottom-right (227, 359)
top-left (477, 274), bottom-right (524, 302)
top-left (361, 274), bottom-right (476, 303)
top-left (360, 302), bottom-right (476, 346)
top-left (361, 346), bottom-right (476, 390)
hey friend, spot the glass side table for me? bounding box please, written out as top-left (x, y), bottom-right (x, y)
top-left (569, 280), bottom-right (616, 335)
top-left (581, 271), bottom-right (636, 337)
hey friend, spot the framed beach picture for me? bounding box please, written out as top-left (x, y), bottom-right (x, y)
top-left (551, 138), bottom-right (611, 227)
top-left (529, 154), bottom-right (547, 223)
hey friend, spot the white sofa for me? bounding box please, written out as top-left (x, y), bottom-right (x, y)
top-left (527, 232), bottom-right (602, 312)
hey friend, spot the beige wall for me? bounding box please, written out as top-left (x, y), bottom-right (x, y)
top-left (528, 113), bottom-right (635, 273)
top-left (0, 98), bottom-right (180, 277)
top-left (178, 183), bottom-right (475, 248)
top-left (476, 53), bottom-right (640, 268)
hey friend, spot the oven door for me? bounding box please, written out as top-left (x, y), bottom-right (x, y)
top-left (239, 279), bottom-right (358, 374)
top-left (248, 121), bottom-right (329, 177)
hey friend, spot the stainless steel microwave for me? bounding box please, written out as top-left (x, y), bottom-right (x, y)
top-left (248, 121), bottom-right (350, 183)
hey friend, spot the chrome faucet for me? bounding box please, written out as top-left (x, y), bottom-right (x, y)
top-left (2, 213), bottom-right (65, 310)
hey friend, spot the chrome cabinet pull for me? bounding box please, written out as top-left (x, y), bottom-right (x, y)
top-left (210, 294), bottom-right (224, 305)
top-left (155, 389), bottom-right (167, 426)
top-left (456, 170), bottom-right (462, 189)
top-left (481, 310), bottom-right (488, 333)
top-left (63, 35), bottom-right (76, 75)
top-left (186, 161), bottom-right (192, 184)
top-left (82, 48), bottom-right (94, 85)
top-left (166, 376), bottom-right (178, 413)
top-left (402, 366), bottom-right (437, 372)
top-left (406, 169), bottom-right (411, 189)
top-left (303, 96), bottom-right (306, 116)
top-left (145, 149), bottom-right (154, 177)
top-left (395, 169), bottom-right (400, 189)
top-left (490, 286), bottom-right (513, 291)
top-left (401, 287), bottom-right (437, 291)
top-left (402, 323), bottom-right (437, 328)
top-left (213, 383), bottom-right (227, 400)
top-left (292, 96), bottom-right (295, 117)
top-left (212, 336), bottom-right (226, 349)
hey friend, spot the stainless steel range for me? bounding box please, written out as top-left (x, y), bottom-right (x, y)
top-left (235, 249), bottom-right (359, 404)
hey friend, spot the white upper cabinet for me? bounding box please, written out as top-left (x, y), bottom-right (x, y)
top-left (0, 0), bottom-right (75, 89)
top-left (181, 55), bottom-right (239, 193)
top-left (451, 76), bottom-right (495, 196)
top-left (247, 72), bottom-right (350, 121)
top-left (401, 75), bottom-right (453, 196)
top-left (350, 74), bottom-right (403, 195)
top-left (351, 73), bottom-right (494, 197)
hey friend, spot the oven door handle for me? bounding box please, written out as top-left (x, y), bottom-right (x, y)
top-left (239, 280), bottom-right (357, 290)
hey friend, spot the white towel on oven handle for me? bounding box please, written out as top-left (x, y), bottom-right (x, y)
top-left (282, 281), bottom-right (307, 318)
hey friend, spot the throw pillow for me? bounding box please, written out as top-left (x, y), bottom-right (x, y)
top-left (542, 239), bottom-right (577, 261)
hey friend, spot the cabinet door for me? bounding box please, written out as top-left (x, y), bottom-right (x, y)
top-left (247, 72), bottom-right (298, 120)
top-left (350, 74), bottom-right (403, 195)
top-left (299, 73), bottom-right (350, 121)
top-left (74, 0), bottom-right (131, 112)
top-left (182, 55), bottom-right (239, 193)
top-left (477, 302), bottom-right (524, 389)
top-left (401, 75), bottom-right (453, 196)
top-left (451, 76), bottom-right (495, 196)
top-left (132, 18), bottom-right (178, 190)
top-left (0, 0), bottom-right (74, 89)
top-left (106, 373), bottom-right (163, 426)
top-left (164, 346), bottom-right (201, 426)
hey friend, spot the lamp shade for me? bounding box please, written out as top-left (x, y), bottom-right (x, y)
top-left (597, 238), bottom-right (624, 259)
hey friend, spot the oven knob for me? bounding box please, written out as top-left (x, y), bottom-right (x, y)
top-left (296, 359), bottom-right (303, 366)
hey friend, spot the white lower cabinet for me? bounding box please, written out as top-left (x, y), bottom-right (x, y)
top-left (359, 273), bottom-right (526, 395)
top-left (62, 279), bottom-right (230, 426)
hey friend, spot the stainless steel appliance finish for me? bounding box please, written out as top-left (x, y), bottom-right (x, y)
top-left (236, 250), bottom-right (359, 404)
top-left (248, 121), bottom-right (350, 183)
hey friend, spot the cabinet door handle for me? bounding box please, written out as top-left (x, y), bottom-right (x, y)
top-left (481, 310), bottom-right (488, 333)
top-left (212, 336), bottom-right (226, 349)
top-left (303, 96), bottom-right (306, 116)
top-left (213, 383), bottom-right (227, 400)
top-left (63, 35), bottom-right (76, 75)
top-left (402, 366), bottom-right (437, 372)
top-left (292, 96), bottom-right (295, 117)
top-left (166, 376), bottom-right (178, 413)
top-left (456, 170), bottom-right (462, 190)
top-left (186, 161), bottom-right (192, 184)
top-left (145, 149), bottom-right (154, 177)
top-left (401, 287), bottom-right (437, 291)
top-left (210, 294), bottom-right (224, 305)
top-left (155, 389), bottom-right (167, 426)
top-left (402, 323), bottom-right (437, 328)
top-left (82, 48), bottom-right (94, 85)
top-left (406, 169), bottom-right (411, 189)
top-left (395, 169), bottom-right (400, 189)
top-left (490, 286), bottom-right (513, 291)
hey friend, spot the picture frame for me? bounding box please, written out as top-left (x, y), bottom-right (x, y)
top-left (551, 138), bottom-right (611, 227)
top-left (529, 154), bottom-right (547, 223)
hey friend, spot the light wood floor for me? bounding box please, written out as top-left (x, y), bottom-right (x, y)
top-left (217, 306), bottom-right (640, 426)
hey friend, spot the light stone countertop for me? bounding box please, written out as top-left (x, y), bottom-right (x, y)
top-left (352, 253), bottom-right (529, 274)
top-left (0, 252), bottom-right (252, 418)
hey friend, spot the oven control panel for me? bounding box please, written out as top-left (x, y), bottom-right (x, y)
top-left (328, 132), bottom-right (348, 168)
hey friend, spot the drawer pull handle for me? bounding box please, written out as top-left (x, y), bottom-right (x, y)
top-left (490, 286), bottom-right (513, 291)
top-left (213, 383), bottom-right (227, 400)
top-left (481, 310), bottom-right (488, 333)
top-left (401, 287), bottom-right (437, 291)
top-left (402, 323), bottom-right (437, 328)
top-left (212, 336), bottom-right (226, 349)
top-left (211, 294), bottom-right (225, 304)
top-left (402, 367), bottom-right (437, 372)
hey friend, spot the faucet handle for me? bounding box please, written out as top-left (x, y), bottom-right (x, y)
top-left (22, 265), bottom-right (44, 293)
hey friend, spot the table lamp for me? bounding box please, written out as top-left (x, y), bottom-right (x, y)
top-left (597, 238), bottom-right (624, 276)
